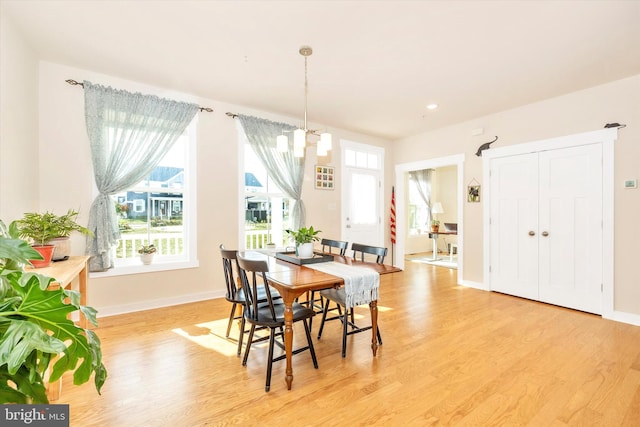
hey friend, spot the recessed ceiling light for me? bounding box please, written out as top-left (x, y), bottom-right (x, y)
top-left (426, 103), bottom-right (438, 110)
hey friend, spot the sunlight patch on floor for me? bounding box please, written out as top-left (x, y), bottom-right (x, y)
top-left (172, 318), bottom-right (240, 357)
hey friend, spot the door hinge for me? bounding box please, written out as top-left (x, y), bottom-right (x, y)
top-left (489, 265), bottom-right (492, 273)
top-left (601, 283), bottom-right (603, 292)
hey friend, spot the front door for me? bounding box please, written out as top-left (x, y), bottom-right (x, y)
top-left (341, 141), bottom-right (384, 248)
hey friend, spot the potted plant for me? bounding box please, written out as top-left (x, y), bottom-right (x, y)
top-left (285, 226), bottom-right (321, 258)
top-left (0, 220), bottom-right (107, 403)
top-left (430, 219), bottom-right (440, 232)
top-left (12, 209), bottom-right (93, 265)
top-left (138, 243), bottom-right (156, 265)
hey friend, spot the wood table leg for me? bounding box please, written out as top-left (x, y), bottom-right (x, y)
top-left (78, 263), bottom-right (88, 329)
top-left (369, 300), bottom-right (379, 356)
top-left (282, 296), bottom-right (295, 390)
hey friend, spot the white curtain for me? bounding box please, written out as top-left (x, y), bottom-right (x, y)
top-left (409, 169), bottom-right (433, 227)
top-left (236, 115), bottom-right (306, 230)
top-left (83, 81), bottom-right (198, 271)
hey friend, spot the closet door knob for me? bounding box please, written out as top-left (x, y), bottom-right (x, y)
top-left (542, 231), bottom-right (549, 237)
top-left (528, 231), bottom-right (535, 236)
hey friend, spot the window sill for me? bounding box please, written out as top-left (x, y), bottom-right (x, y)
top-left (90, 259), bottom-right (199, 279)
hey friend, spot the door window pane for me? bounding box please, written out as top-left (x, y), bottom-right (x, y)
top-left (350, 172), bottom-right (377, 225)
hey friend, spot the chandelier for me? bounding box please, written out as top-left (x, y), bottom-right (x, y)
top-left (277, 46), bottom-right (332, 157)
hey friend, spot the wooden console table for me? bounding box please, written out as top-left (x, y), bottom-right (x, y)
top-left (25, 255), bottom-right (90, 401)
top-left (26, 255), bottom-right (90, 328)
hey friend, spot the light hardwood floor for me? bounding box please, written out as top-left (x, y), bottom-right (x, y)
top-left (60, 261), bottom-right (640, 426)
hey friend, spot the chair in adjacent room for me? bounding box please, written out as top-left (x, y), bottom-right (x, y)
top-left (316, 243), bottom-right (387, 357)
top-left (219, 244), bottom-right (281, 357)
top-left (236, 254), bottom-right (318, 392)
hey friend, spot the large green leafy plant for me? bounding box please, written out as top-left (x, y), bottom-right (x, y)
top-left (0, 220), bottom-right (107, 403)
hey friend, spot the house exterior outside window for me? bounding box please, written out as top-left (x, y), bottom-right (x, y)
top-left (244, 144), bottom-right (293, 249)
top-left (107, 123), bottom-right (197, 269)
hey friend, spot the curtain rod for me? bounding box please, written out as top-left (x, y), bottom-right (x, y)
top-left (65, 79), bottom-right (213, 112)
top-left (226, 112), bottom-right (238, 118)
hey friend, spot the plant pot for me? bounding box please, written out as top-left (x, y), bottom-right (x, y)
top-left (47, 236), bottom-right (71, 261)
top-left (296, 242), bottom-right (314, 258)
top-left (431, 225), bottom-right (439, 232)
top-left (140, 253), bottom-right (155, 265)
top-left (30, 245), bottom-right (55, 268)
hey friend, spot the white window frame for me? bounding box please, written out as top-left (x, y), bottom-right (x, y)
top-left (240, 132), bottom-right (294, 250)
top-left (91, 120), bottom-right (199, 278)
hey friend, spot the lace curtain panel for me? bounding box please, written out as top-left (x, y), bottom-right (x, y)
top-left (237, 115), bottom-right (307, 230)
top-left (409, 169), bottom-right (433, 227)
top-left (83, 81), bottom-right (199, 271)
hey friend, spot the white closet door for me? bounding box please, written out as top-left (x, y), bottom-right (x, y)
top-left (489, 153), bottom-right (539, 300)
top-left (538, 144), bottom-right (603, 314)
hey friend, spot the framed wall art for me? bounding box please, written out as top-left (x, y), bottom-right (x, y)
top-left (315, 165), bottom-right (335, 190)
top-left (467, 178), bottom-right (481, 202)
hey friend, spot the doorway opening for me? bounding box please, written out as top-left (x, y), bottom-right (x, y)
top-left (394, 154), bottom-right (465, 282)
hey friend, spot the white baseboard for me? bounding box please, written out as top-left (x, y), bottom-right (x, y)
top-left (460, 280), bottom-right (489, 291)
top-left (95, 290), bottom-right (225, 318)
top-left (604, 310), bottom-right (640, 327)
top-left (460, 280), bottom-right (640, 327)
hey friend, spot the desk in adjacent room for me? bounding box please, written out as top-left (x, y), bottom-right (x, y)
top-left (428, 231), bottom-right (457, 261)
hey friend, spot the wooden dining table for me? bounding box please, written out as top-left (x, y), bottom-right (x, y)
top-left (240, 250), bottom-right (401, 390)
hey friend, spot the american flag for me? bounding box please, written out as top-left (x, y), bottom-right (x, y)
top-left (390, 186), bottom-right (396, 244)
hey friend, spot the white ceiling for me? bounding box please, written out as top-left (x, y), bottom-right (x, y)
top-left (2, 0), bottom-right (640, 140)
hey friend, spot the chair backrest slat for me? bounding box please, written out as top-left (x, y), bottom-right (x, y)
top-left (321, 238), bottom-right (348, 256)
top-left (237, 254), bottom-right (277, 321)
top-left (351, 243), bottom-right (387, 264)
top-left (220, 244), bottom-right (240, 300)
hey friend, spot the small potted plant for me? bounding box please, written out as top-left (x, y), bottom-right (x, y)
top-left (430, 219), bottom-right (440, 232)
top-left (285, 226), bottom-right (321, 258)
top-left (12, 209), bottom-right (93, 266)
top-left (138, 243), bottom-right (156, 265)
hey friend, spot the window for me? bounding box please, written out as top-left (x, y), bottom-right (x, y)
top-left (106, 120), bottom-right (197, 270)
top-left (408, 178), bottom-right (430, 233)
top-left (244, 144), bottom-right (294, 249)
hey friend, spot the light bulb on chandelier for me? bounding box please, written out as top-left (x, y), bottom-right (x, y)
top-left (278, 46), bottom-right (332, 158)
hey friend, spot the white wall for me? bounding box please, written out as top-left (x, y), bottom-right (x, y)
top-left (0, 11), bottom-right (39, 221)
top-left (394, 74), bottom-right (640, 317)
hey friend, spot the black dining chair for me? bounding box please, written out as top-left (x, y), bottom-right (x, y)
top-left (304, 238), bottom-right (350, 329)
top-left (219, 244), bottom-right (281, 357)
top-left (237, 253), bottom-right (318, 392)
top-left (316, 243), bottom-right (387, 357)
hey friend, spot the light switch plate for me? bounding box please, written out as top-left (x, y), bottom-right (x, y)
top-left (624, 179), bottom-right (638, 189)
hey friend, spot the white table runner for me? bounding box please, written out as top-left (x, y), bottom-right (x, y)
top-left (304, 262), bottom-right (380, 308)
